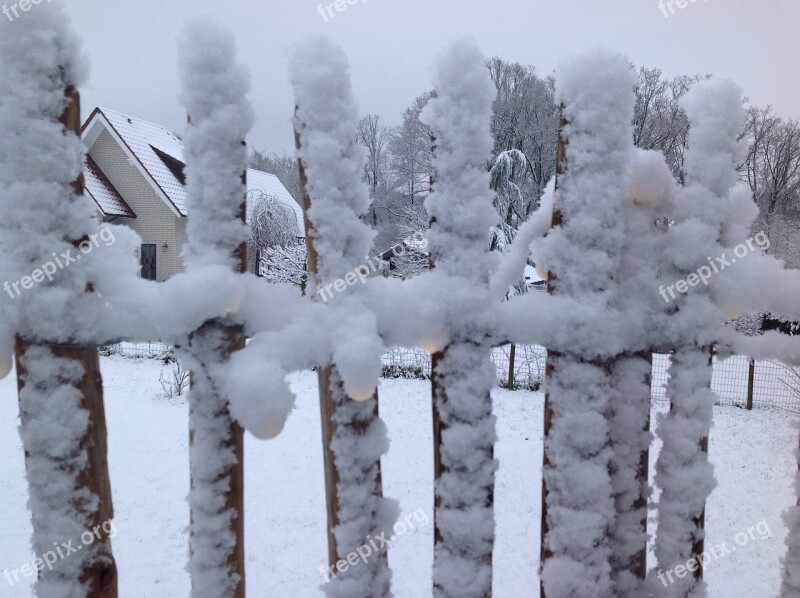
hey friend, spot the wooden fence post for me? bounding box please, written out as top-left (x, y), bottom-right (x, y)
top-left (14, 87), bottom-right (118, 597)
top-left (294, 120), bottom-right (387, 576)
top-left (747, 358), bottom-right (756, 410)
top-left (540, 110), bottom-right (567, 597)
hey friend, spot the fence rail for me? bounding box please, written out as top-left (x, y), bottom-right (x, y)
top-left (102, 342), bottom-right (800, 413)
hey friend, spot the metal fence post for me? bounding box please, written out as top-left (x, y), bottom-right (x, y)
top-left (507, 343), bottom-right (516, 389)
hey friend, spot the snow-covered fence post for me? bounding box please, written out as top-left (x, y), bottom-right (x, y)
top-left (178, 21), bottom-right (253, 597)
top-left (0, 6), bottom-right (118, 596)
top-left (538, 108), bottom-right (565, 596)
top-left (651, 80), bottom-right (748, 598)
top-left (421, 41), bottom-right (499, 598)
top-left (784, 434), bottom-right (800, 596)
top-left (536, 52), bottom-right (638, 598)
top-left (290, 37), bottom-right (397, 597)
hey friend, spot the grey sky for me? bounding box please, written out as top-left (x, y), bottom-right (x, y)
top-left (66, 0), bottom-right (799, 154)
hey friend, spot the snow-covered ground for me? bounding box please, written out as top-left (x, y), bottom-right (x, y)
top-left (0, 356), bottom-right (796, 597)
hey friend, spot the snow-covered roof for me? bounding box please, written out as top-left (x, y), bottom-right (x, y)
top-left (247, 169), bottom-right (305, 237)
top-left (83, 107), bottom-right (188, 215)
top-left (81, 108), bottom-right (304, 236)
top-left (84, 155), bottom-right (136, 218)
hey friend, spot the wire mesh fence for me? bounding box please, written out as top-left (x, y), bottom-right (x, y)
top-left (649, 352), bottom-right (799, 413)
top-left (102, 342), bottom-right (800, 413)
top-left (100, 342), bottom-right (174, 361)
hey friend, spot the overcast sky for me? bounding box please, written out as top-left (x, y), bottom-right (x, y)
top-left (65, 0), bottom-right (799, 154)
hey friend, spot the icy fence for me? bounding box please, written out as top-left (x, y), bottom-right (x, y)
top-left (100, 342), bottom-right (799, 412)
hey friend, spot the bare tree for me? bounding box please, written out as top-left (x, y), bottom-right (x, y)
top-left (389, 91), bottom-right (436, 206)
top-left (358, 114), bottom-right (393, 192)
top-left (742, 106), bottom-right (800, 217)
top-left (632, 66), bottom-right (702, 184)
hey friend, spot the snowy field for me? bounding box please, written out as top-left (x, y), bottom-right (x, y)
top-left (0, 356), bottom-right (797, 597)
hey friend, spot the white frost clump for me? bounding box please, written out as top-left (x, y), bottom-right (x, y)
top-left (289, 35), bottom-right (375, 288)
top-left (18, 347), bottom-right (96, 598)
top-left (537, 50), bottom-right (636, 598)
top-left (651, 80), bottom-right (748, 598)
top-left (420, 39), bottom-right (499, 598)
top-left (180, 20), bottom-right (253, 271)
top-left (0, 2), bottom-right (145, 346)
top-left (178, 20), bottom-right (254, 598)
top-left (289, 36), bottom-right (397, 598)
top-left (783, 431), bottom-right (800, 597)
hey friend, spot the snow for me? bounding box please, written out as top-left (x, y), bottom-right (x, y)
top-left (288, 35), bottom-right (375, 288)
top-left (86, 108), bottom-right (190, 216)
top-left (176, 20), bottom-right (255, 597)
top-left (14, 348), bottom-right (95, 598)
top-left (179, 19), bottom-right (253, 272)
top-left (1, 357), bottom-right (797, 596)
top-left (651, 80), bottom-right (749, 598)
top-left (246, 169), bottom-right (306, 237)
top-left (418, 39), bottom-right (500, 598)
top-left (536, 49), bottom-right (637, 598)
top-left (288, 36), bottom-right (396, 597)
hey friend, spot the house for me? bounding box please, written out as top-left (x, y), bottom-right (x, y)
top-left (81, 107), bottom-right (304, 281)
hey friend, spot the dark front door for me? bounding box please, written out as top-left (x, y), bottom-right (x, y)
top-left (141, 244), bottom-right (157, 281)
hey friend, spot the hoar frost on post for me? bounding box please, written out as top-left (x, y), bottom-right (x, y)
top-left (420, 40), bottom-right (500, 598)
top-left (534, 51), bottom-right (636, 598)
top-left (178, 20), bottom-right (253, 598)
top-left (650, 80), bottom-right (748, 598)
top-left (289, 36), bottom-right (397, 598)
top-left (0, 3), bottom-right (129, 596)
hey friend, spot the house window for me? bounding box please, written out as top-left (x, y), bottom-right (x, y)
top-left (141, 244), bottom-right (157, 281)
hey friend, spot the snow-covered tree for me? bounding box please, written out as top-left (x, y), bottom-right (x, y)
top-left (248, 189), bottom-right (306, 286)
top-left (488, 58), bottom-right (559, 217)
top-left (259, 243), bottom-right (308, 287)
top-left (490, 148), bottom-right (528, 251)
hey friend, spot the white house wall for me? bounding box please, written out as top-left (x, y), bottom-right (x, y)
top-left (89, 129), bottom-right (187, 281)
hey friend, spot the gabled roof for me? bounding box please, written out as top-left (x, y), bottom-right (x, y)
top-left (84, 156), bottom-right (136, 218)
top-left (81, 107), bottom-right (305, 236)
top-left (83, 107), bottom-right (188, 215)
